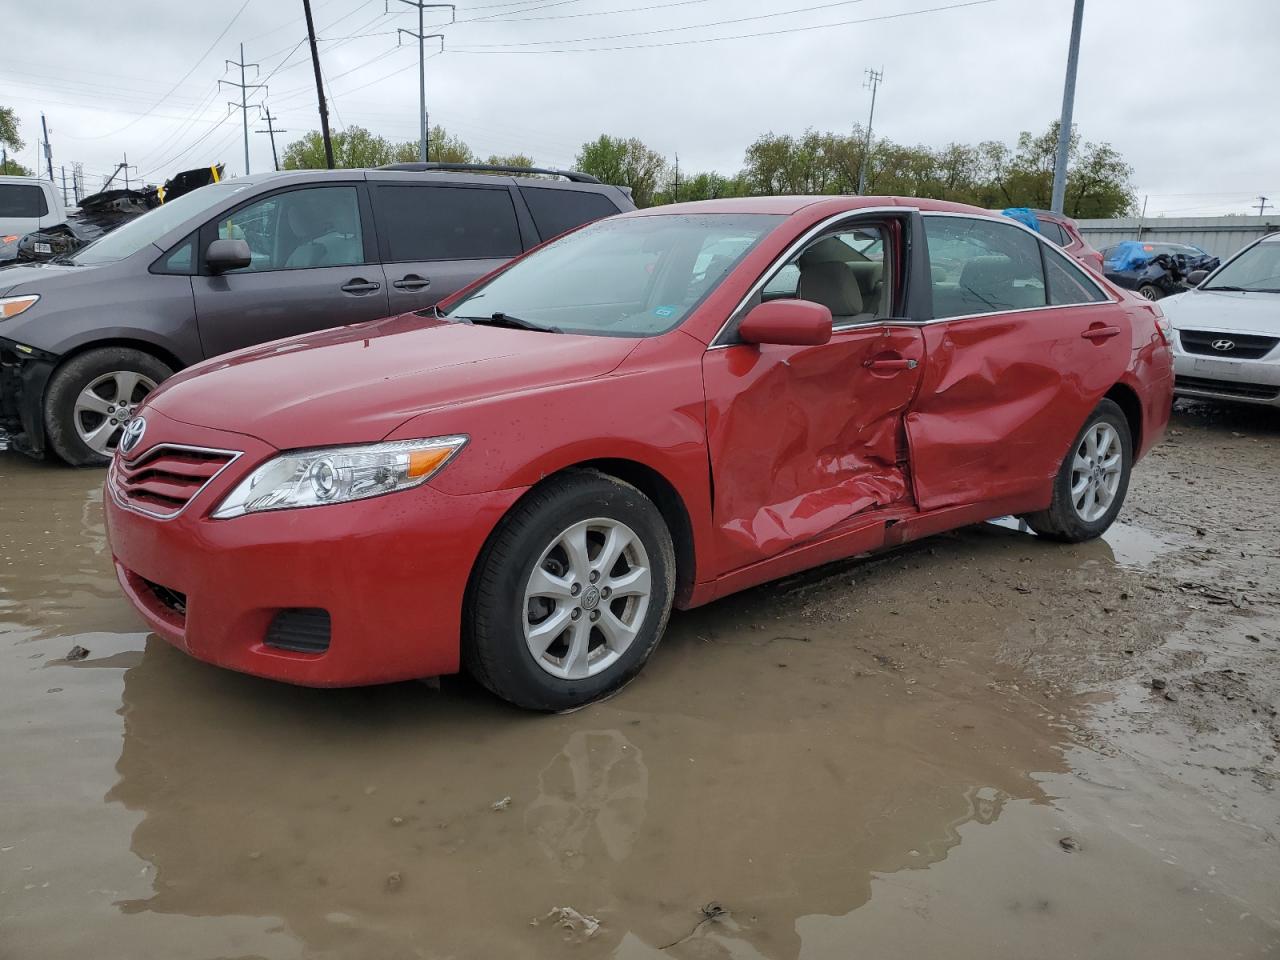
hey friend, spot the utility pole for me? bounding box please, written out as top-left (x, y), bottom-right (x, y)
top-left (120, 153), bottom-right (138, 189)
top-left (255, 108), bottom-right (287, 171)
top-left (856, 68), bottom-right (883, 195)
top-left (60, 166), bottom-right (69, 207)
top-left (394, 1), bottom-right (453, 162)
top-left (1050, 0), bottom-right (1086, 214)
top-left (303, 0), bottom-right (335, 169)
top-left (222, 43), bottom-right (264, 176)
top-left (72, 161), bottom-right (84, 203)
top-left (1255, 196), bottom-right (1272, 217)
top-left (40, 112), bottom-right (55, 184)
top-left (673, 151), bottom-right (679, 202)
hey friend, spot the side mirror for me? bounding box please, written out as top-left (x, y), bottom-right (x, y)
top-left (1185, 269), bottom-right (1209, 287)
top-left (738, 300), bottom-right (833, 347)
top-left (206, 238), bottom-right (252, 273)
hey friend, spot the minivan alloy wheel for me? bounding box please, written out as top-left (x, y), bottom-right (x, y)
top-left (74, 370), bottom-right (158, 456)
top-left (1070, 422), bottom-right (1123, 522)
top-left (523, 517), bottom-right (652, 680)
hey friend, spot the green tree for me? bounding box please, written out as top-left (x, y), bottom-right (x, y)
top-left (575, 135), bottom-right (668, 207)
top-left (281, 126), bottom-right (403, 169)
top-left (486, 152), bottom-right (536, 170)
top-left (428, 125), bottom-right (474, 164)
top-left (1, 105), bottom-right (32, 175)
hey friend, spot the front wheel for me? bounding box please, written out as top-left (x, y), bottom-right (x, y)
top-left (464, 471), bottom-right (676, 711)
top-left (1025, 399), bottom-right (1133, 543)
top-left (44, 347), bottom-right (172, 466)
top-left (1137, 283), bottom-right (1162, 301)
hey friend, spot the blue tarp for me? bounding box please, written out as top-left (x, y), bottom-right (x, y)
top-left (1001, 207), bottom-right (1041, 232)
top-left (1104, 240), bottom-right (1157, 273)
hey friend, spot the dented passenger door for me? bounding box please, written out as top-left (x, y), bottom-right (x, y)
top-left (701, 217), bottom-right (925, 574)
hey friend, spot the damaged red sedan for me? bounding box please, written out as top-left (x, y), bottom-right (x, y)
top-left (105, 196), bottom-right (1174, 710)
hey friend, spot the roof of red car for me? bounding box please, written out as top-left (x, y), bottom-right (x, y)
top-left (626, 195), bottom-right (997, 218)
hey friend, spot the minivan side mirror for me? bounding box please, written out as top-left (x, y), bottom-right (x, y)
top-left (206, 238), bottom-right (252, 273)
top-left (738, 299), bottom-right (833, 347)
top-left (1185, 268), bottom-right (1209, 287)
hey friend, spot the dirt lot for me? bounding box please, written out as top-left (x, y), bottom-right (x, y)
top-left (1, 400), bottom-right (1277, 960)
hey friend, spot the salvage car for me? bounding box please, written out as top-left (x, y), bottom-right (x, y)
top-left (103, 196), bottom-right (1174, 711)
top-left (0, 163), bottom-right (634, 464)
top-left (1163, 231), bottom-right (1280, 406)
top-left (1101, 241), bottom-right (1221, 300)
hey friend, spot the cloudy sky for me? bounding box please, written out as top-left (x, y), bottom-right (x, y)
top-left (4, 0), bottom-right (1276, 216)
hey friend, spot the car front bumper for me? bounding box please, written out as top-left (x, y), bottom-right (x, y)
top-left (1172, 344), bottom-right (1280, 407)
top-left (104, 408), bottom-right (525, 687)
top-left (0, 337), bottom-right (56, 457)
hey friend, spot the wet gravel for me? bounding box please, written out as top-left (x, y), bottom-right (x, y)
top-left (0, 399), bottom-right (1277, 959)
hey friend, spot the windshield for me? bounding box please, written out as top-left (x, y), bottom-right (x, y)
top-left (67, 182), bottom-right (248, 265)
top-left (1204, 240), bottom-right (1280, 292)
top-left (442, 213), bottom-right (783, 337)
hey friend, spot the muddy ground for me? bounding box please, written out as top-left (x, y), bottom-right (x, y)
top-left (1, 401), bottom-right (1277, 960)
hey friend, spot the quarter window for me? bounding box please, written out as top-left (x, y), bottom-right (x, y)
top-left (215, 186), bottom-right (364, 273)
top-left (373, 185), bottom-right (521, 261)
top-left (925, 216), bottom-right (1047, 319)
top-left (522, 187), bottom-right (620, 241)
top-left (1044, 246), bottom-right (1108, 305)
top-left (1037, 218), bottom-right (1068, 246)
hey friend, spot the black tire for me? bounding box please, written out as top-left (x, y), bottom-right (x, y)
top-left (44, 347), bottom-right (172, 466)
top-left (463, 470), bottom-right (676, 711)
top-left (1138, 284), bottom-right (1162, 301)
top-left (1025, 399), bottom-right (1133, 543)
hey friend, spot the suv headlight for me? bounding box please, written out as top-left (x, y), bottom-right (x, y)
top-left (0, 295), bottom-right (39, 320)
top-left (211, 436), bottom-right (467, 519)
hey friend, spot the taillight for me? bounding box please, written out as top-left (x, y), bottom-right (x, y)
top-left (1154, 312), bottom-right (1172, 346)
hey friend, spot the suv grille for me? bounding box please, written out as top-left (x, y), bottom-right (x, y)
top-left (113, 444), bottom-right (239, 518)
top-left (1179, 330), bottom-right (1279, 360)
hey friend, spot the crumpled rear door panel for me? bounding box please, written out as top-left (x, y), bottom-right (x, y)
top-left (702, 326), bottom-right (925, 574)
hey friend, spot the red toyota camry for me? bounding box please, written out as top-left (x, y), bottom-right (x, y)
top-left (104, 196), bottom-right (1173, 710)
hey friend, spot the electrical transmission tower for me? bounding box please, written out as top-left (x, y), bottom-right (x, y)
top-left (393, 1), bottom-right (454, 162)
top-left (255, 108), bottom-right (287, 171)
top-left (221, 43), bottom-right (265, 176)
top-left (856, 68), bottom-right (883, 195)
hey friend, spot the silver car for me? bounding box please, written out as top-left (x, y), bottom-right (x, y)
top-left (1164, 232), bottom-right (1280, 407)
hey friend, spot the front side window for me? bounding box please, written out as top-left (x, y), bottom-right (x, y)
top-left (0, 184), bottom-right (49, 218)
top-left (68, 181), bottom-right (247, 265)
top-left (442, 213), bottom-right (782, 337)
top-left (760, 225), bottom-right (892, 324)
top-left (373, 185), bottom-right (521, 262)
top-left (1204, 240), bottom-right (1280, 293)
top-left (925, 216), bottom-right (1047, 319)
top-left (216, 186), bottom-right (364, 273)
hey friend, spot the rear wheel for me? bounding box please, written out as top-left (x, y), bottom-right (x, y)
top-left (1025, 399), bottom-right (1132, 543)
top-left (44, 347), bottom-right (172, 466)
top-left (464, 471), bottom-right (675, 711)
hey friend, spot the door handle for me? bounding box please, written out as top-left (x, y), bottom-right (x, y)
top-left (865, 358), bottom-right (919, 371)
top-left (392, 274), bottom-right (431, 291)
top-left (1081, 325), bottom-right (1121, 341)
top-left (340, 279), bottom-right (381, 294)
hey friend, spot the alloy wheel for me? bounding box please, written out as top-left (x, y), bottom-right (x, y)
top-left (1070, 421), bottom-right (1123, 522)
top-left (523, 517), bottom-right (652, 680)
top-left (73, 370), bottom-right (157, 456)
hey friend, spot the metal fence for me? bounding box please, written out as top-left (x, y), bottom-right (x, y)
top-left (1076, 215), bottom-right (1280, 261)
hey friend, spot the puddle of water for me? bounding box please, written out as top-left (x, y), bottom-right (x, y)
top-left (985, 515), bottom-right (1185, 569)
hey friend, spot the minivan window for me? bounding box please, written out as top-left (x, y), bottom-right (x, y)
top-left (0, 184), bottom-right (49, 218)
top-left (68, 181), bottom-right (245, 265)
top-left (442, 213), bottom-right (782, 337)
top-left (522, 187), bottom-right (620, 241)
top-left (925, 216), bottom-right (1047, 318)
top-left (217, 186), bottom-right (364, 272)
top-left (374, 184), bottom-right (521, 261)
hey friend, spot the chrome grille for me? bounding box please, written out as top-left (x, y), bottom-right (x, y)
top-left (112, 444), bottom-right (241, 519)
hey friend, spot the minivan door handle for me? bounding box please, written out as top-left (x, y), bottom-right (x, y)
top-left (392, 274), bottom-right (431, 291)
top-left (340, 278), bottom-right (381, 294)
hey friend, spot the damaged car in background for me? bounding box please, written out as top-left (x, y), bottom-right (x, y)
top-left (102, 196), bottom-right (1174, 711)
top-left (11, 165), bottom-right (225, 264)
top-left (1101, 240), bottom-right (1221, 300)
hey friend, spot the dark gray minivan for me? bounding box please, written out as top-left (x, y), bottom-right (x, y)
top-left (0, 163), bottom-right (633, 465)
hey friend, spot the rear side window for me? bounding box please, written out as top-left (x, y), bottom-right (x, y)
top-left (925, 216), bottom-right (1047, 319)
top-left (0, 184), bottom-right (49, 218)
top-left (521, 187), bottom-right (620, 241)
top-left (1037, 218), bottom-right (1068, 246)
top-left (1044, 246), bottom-right (1108, 305)
top-left (373, 185), bottom-right (521, 261)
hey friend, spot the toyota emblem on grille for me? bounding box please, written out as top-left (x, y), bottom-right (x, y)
top-left (119, 416), bottom-right (147, 455)
top-left (1211, 339), bottom-right (1236, 352)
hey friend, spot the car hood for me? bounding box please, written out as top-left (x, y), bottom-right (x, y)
top-left (147, 314), bottom-right (641, 449)
top-left (1162, 288), bottom-right (1280, 336)
top-left (0, 260), bottom-right (90, 296)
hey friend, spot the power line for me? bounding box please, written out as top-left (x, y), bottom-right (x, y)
top-left (483, 0), bottom-right (712, 21)
top-left (256, 109), bottom-right (287, 170)
top-left (857, 67), bottom-right (882, 194)
top-left (448, 0), bottom-right (999, 53)
top-left (220, 43), bottom-right (266, 175)
top-left (394, 1), bottom-right (454, 162)
top-left (1257, 196), bottom-right (1273, 217)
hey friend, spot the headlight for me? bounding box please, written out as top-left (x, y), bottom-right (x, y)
top-left (0, 295), bottom-right (39, 320)
top-left (211, 436), bottom-right (467, 519)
